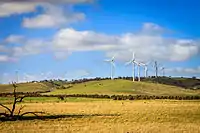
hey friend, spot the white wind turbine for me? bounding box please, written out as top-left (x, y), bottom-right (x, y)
top-left (125, 52), bottom-right (140, 82)
top-left (140, 61), bottom-right (151, 78)
top-left (140, 62), bottom-right (148, 78)
top-left (135, 62), bottom-right (142, 82)
top-left (151, 60), bottom-right (163, 78)
top-left (104, 55), bottom-right (116, 80)
top-left (160, 66), bottom-right (165, 77)
top-left (151, 60), bottom-right (159, 78)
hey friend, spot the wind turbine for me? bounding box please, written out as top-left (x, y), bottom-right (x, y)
top-left (135, 61), bottom-right (142, 81)
top-left (104, 55), bottom-right (116, 80)
top-left (125, 52), bottom-right (140, 82)
top-left (160, 67), bottom-right (165, 77)
top-left (151, 60), bottom-right (163, 80)
top-left (152, 61), bottom-right (159, 78)
top-left (140, 62), bottom-right (149, 78)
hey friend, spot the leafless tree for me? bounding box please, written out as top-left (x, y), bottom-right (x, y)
top-left (0, 82), bottom-right (45, 120)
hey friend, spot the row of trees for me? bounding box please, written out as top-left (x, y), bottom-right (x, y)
top-left (1, 93), bottom-right (200, 100)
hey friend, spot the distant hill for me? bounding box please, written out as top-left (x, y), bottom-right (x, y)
top-left (1, 77), bottom-right (200, 96)
top-left (143, 77), bottom-right (200, 89)
top-left (47, 79), bottom-right (200, 96)
top-left (0, 82), bottom-right (51, 93)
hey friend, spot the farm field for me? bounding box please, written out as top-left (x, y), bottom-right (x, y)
top-left (47, 79), bottom-right (200, 96)
top-left (0, 99), bottom-right (200, 133)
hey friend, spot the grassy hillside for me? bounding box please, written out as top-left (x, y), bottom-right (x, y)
top-left (144, 77), bottom-right (200, 89)
top-left (0, 82), bottom-right (51, 93)
top-left (47, 79), bottom-right (200, 96)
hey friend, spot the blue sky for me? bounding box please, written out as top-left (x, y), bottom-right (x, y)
top-left (0, 0), bottom-right (200, 83)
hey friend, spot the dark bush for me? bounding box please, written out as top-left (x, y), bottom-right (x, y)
top-left (58, 96), bottom-right (64, 100)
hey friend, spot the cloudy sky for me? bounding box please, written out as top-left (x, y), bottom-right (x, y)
top-left (0, 0), bottom-right (200, 83)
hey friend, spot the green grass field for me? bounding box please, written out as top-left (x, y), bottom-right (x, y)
top-left (0, 82), bottom-right (50, 93)
top-left (1, 99), bottom-right (200, 133)
top-left (47, 79), bottom-right (200, 96)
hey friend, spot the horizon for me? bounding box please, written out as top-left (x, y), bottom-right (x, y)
top-left (2, 76), bottom-right (200, 85)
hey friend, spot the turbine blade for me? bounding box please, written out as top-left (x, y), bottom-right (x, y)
top-left (104, 59), bottom-right (111, 62)
top-left (125, 60), bottom-right (132, 66)
top-left (111, 55), bottom-right (115, 60)
top-left (134, 61), bottom-right (139, 65)
top-left (132, 52), bottom-right (135, 60)
top-left (140, 62), bottom-right (145, 66)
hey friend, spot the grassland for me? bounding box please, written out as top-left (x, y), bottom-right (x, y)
top-left (0, 97), bottom-right (107, 104)
top-left (1, 99), bottom-right (200, 133)
top-left (47, 79), bottom-right (200, 96)
top-left (0, 79), bottom-right (199, 97)
top-left (0, 82), bottom-right (51, 93)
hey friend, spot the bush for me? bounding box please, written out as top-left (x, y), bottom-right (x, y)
top-left (58, 96), bottom-right (65, 100)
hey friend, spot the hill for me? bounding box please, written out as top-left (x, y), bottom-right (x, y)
top-left (143, 77), bottom-right (200, 89)
top-left (0, 82), bottom-right (51, 93)
top-left (47, 79), bottom-right (200, 96)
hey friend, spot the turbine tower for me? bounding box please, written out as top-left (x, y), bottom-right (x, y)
top-left (153, 61), bottom-right (158, 78)
top-left (140, 62), bottom-right (149, 78)
top-left (161, 67), bottom-right (165, 77)
top-left (104, 55), bottom-right (115, 80)
top-left (125, 52), bottom-right (137, 82)
top-left (135, 62), bottom-right (141, 81)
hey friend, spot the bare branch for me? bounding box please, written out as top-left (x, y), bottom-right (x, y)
top-left (18, 105), bottom-right (26, 115)
top-left (12, 82), bottom-right (18, 88)
top-left (0, 103), bottom-right (12, 114)
top-left (20, 112), bottom-right (45, 117)
top-left (16, 96), bottom-right (26, 103)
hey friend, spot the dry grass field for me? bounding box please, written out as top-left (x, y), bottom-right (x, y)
top-left (1, 99), bottom-right (200, 133)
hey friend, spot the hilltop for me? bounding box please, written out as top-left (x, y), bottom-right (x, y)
top-left (0, 82), bottom-right (52, 93)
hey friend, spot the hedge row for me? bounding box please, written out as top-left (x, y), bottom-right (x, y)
top-left (0, 91), bottom-right (50, 97)
top-left (1, 93), bottom-right (200, 100)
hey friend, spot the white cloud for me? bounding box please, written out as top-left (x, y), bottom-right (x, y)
top-left (168, 40), bottom-right (199, 61)
top-left (11, 39), bottom-right (49, 57)
top-left (5, 35), bottom-right (25, 43)
top-left (166, 66), bottom-right (200, 75)
top-left (2, 23), bottom-right (200, 63)
top-left (52, 25), bottom-right (200, 62)
top-left (1, 0), bottom-right (93, 4)
top-left (0, 55), bottom-right (17, 62)
top-left (0, 45), bottom-right (9, 53)
top-left (52, 28), bottom-right (118, 52)
top-left (0, 55), bottom-right (9, 62)
top-left (0, 2), bottom-right (37, 17)
top-left (23, 4), bottom-right (85, 28)
top-left (0, 0), bottom-right (93, 17)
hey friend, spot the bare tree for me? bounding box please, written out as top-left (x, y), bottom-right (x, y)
top-left (0, 82), bottom-right (45, 120)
